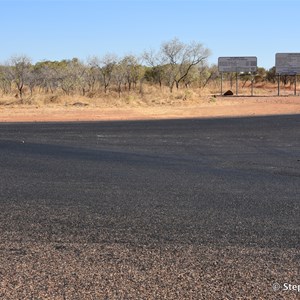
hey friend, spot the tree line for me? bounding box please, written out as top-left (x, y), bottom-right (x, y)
top-left (0, 38), bottom-right (294, 100)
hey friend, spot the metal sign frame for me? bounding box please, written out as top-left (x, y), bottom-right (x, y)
top-left (218, 57), bottom-right (257, 73)
top-left (218, 57), bottom-right (257, 96)
top-left (275, 53), bottom-right (300, 96)
top-left (275, 53), bottom-right (300, 75)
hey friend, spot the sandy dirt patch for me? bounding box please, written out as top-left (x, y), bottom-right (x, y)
top-left (0, 96), bottom-right (300, 122)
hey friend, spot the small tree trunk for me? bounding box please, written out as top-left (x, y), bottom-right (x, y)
top-left (118, 83), bottom-right (121, 97)
top-left (19, 88), bottom-right (23, 99)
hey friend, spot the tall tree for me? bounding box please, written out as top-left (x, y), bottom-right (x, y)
top-left (10, 55), bottom-right (31, 99)
top-left (112, 60), bottom-right (126, 97)
top-left (0, 65), bottom-right (13, 94)
top-left (88, 55), bottom-right (117, 94)
top-left (100, 54), bottom-right (117, 93)
top-left (143, 49), bottom-right (166, 88)
top-left (161, 38), bottom-right (210, 92)
top-left (121, 55), bottom-right (143, 91)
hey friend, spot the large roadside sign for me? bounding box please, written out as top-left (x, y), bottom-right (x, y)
top-left (275, 53), bottom-right (300, 75)
top-left (218, 57), bottom-right (257, 73)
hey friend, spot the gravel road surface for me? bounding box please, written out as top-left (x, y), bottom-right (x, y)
top-left (0, 115), bottom-right (299, 299)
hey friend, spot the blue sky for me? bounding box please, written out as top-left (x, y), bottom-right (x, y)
top-left (0, 0), bottom-right (299, 69)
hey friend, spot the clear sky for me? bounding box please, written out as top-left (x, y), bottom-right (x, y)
top-left (0, 0), bottom-right (299, 69)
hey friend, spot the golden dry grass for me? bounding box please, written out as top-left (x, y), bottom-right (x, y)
top-left (1, 82), bottom-right (300, 122)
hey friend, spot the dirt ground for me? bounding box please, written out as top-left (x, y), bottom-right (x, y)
top-left (1, 96), bottom-right (300, 122)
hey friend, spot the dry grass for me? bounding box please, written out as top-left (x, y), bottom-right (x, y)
top-left (1, 82), bottom-right (300, 123)
top-left (1, 82), bottom-right (299, 109)
top-left (0, 83), bottom-right (220, 108)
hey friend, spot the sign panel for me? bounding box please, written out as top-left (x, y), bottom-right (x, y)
top-left (275, 53), bottom-right (300, 75)
top-left (218, 57), bottom-right (257, 73)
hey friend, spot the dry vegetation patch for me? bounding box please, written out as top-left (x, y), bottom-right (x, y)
top-left (1, 84), bottom-right (300, 122)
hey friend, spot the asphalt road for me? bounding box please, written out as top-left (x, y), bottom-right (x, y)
top-left (0, 115), bottom-right (300, 300)
top-left (0, 115), bottom-right (300, 298)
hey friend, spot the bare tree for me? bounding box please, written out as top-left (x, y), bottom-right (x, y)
top-left (87, 55), bottom-right (117, 94)
top-left (27, 67), bottom-right (38, 96)
top-left (143, 49), bottom-right (166, 88)
top-left (112, 60), bottom-right (126, 97)
top-left (55, 58), bottom-right (82, 96)
top-left (69, 59), bottom-right (90, 96)
top-left (161, 38), bottom-right (210, 92)
top-left (121, 55), bottom-right (143, 91)
top-left (86, 57), bottom-right (102, 94)
top-left (10, 55), bottom-right (31, 99)
top-left (44, 64), bottom-right (60, 94)
top-left (200, 64), bottom-right (219, 88)
top-left (0, 65), bottom-right (13, 95)
top-left (100, 54), bottom-right (117, 93)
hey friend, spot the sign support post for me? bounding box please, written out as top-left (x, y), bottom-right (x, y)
top-left (236, 72), bottom-right (238, 96)
top-left (220, 72), bottom-right (223, 96)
